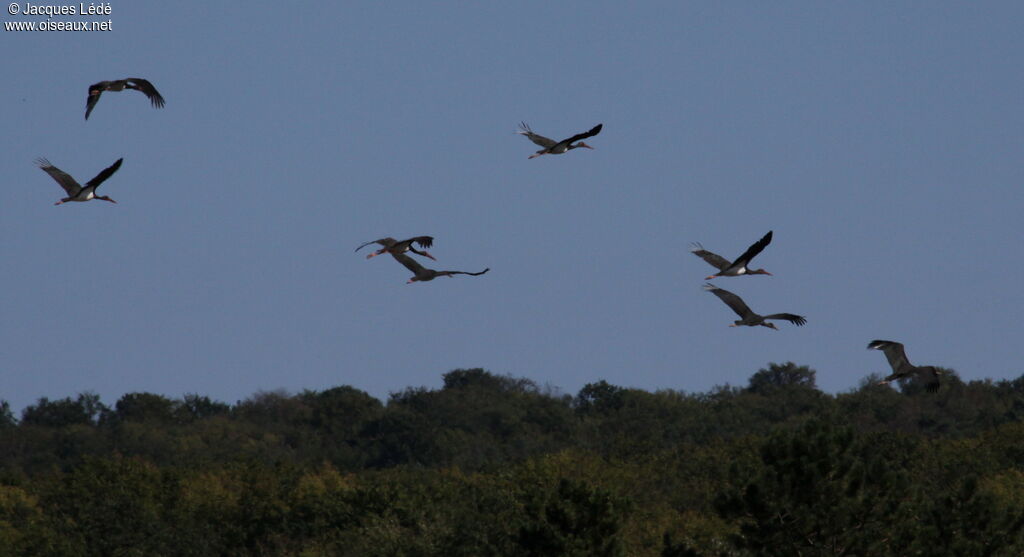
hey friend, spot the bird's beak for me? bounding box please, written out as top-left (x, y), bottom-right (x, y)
top-left (423, 251), bottom-right (436, 261)
top-left (728, 324), bottom-right (737, 327)
top-left (580, 143), bottom-right (594, 150)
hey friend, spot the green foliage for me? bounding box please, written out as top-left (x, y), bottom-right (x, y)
top-left (0, 400), bottom-right (15, 429)
top-left (364, 369), bottom-right (576, 469)
top-left (20, 392), bottom-right (106, 427)
top-left (1, 365), bottom-right (1023, 555)
top-left (745, 362), bottom-right (817, 394)
top-left (517, 478), bottom-right (629, 557)
top-left (716, 419), bottom-right (915, 555)
top-left (889, 473), bottom-right (1024, 556)
top-left (37, 456), bottom-right (173, 556)
top-left (110, 392), bottom-right (178, 425)
top-left (574, 380), bottom-right (626, 414)
top-left (0, 485), bottom-right (52, 557)
top-left (178, 393), bottom-right (231, 421)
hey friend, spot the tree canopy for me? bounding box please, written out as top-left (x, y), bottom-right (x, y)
top-left (2, 365), bottom-right (1023, 555)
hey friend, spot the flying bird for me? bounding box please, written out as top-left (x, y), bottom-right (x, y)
top-left (390, 252), bottom-right (489, 284)
top-left (85, 78), bottom-right (165, 119)
top-left (702, 283), bottom-right (806, 329)
top-left (691, 231), bottom-right (773, 280)
top-left (356, 236), bottom-right (435, 261)
top-left (517, 122), bottom-right (602, 159)
top-left (867, 340), bottom-right (942, 392)
top-left (36, 157), bottom-right (123, 205)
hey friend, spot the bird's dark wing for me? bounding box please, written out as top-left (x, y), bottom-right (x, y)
top-left (84, 96), bottom-right (100, 120)
top-left (764, 313), bottom-right (807, 326)
top-left (391, 252), bottom-right (428, 275)
top-left (85, 158), bottom-right (123, 189)
top-left (84, 81), bottom-right (114, 120)
top-left (923, 367), bottom-right (941, 392)
top-left (127, 78), bottom-right (165, 108)
top-left (563, 123), bottom-right (603, 144)
top-left (447, 268), bottom-right (490, 277)
top-left (690, 243), bottom-right (731, 271)
top-left (355, 238), bottom-right (396, 252)
top-left (36, 158), bottom-right (82, 196)
top-left (731, 230), bottom-right (773, 268)
top-left (408, 236), bottom-right (434, 249)
top-left (517, 122), bottom-right (557, 148)
top-left (867, 340), bottom-right (912, 375)
top-left (704, 284), bottom-right (753, 319)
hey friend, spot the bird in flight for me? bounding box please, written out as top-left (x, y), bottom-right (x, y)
top-left (703, 283), bottom-right (805, 329)
top-left (517, 122), bottom-right (602, 159)
top-left (867, 340), bottom-right (943, 392)
top-left (36, 157), bottom-right (124, 205)
top-left (356, 236), bottom-right (436, 261)
top-left (85, 78), bottom-right (165, 120)
top-left (389, 252), bottom-right (489, 284)
top-left (691, 231), bottom-right (773, 280)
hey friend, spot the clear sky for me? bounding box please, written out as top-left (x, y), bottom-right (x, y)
top-left (3, 2), bottom-right (1023, 413)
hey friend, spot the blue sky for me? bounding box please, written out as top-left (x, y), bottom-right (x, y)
top-left (3, 2), bottom-right (1023, 413)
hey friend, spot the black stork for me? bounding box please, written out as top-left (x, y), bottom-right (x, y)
top-left (85, 78), bottom-right (165, 120)
top-left (517, 122), bottom-right (602, 159)
top-left (867, 340), bottom-right (943, 392)
top-left (703, 283), bottom-right (806, 330)
top-left (356, 236), bottom-right (436, 261)
top-left (36, 157), bottom-right (123, 205)
top-left (390, 252), bottom-right (489, 284)
top-left (691, 231), bottom-right (773, 280)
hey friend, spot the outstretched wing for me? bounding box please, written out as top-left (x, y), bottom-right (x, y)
top-left (405, 236), bottom-right (434, 249)
top-left (764, 313), bottom-right (807, 326)
top-left (86, 158), bottom-right (123, 189)
top-left (867, 340), bottom-right (912, 375)
top-left (704, 283), bottom-right (753, 319)
top-left (922, 367), bottom-right (941, 392)
top-left (85, 82), bottom-right (107, 120)
top-left (355, 237), bottom-right (396, 252)
top-left (562, 123), bottom-right (603, 144)
top-left (127, 78), bottom-right (165, 108)
top-left (448, 268), bottom-right (490, 277)
top-left (517, 122), bottom-right (557, 148)
top-left (36, 158), bottom-right (82, 196)
top-left (731, 230), bottom-right (773, 268)
top-left (391, 252), bottom-right (428, 275)
top-left (690, 243), bottom-right (731, 271)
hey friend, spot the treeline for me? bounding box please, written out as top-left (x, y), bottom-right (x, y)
top-left (2, 364), bottom-right (1023, 555)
